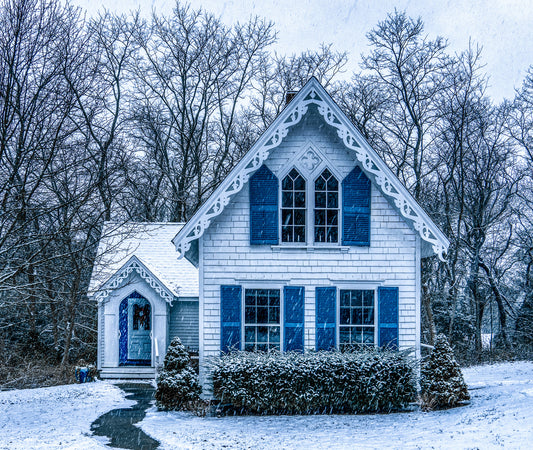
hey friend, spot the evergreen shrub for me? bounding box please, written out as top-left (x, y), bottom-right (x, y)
top-left (420, 334), bottom-right (470, 409)
top-left (155, 338), bottom-right (201, 410)
top-left (211, 349), bottom-right (417, 415)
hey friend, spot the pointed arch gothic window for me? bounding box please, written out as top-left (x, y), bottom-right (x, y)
top-left (314, 168), bottom-right (339, 243)
top-left (281, 169), bottom-right (306, 243)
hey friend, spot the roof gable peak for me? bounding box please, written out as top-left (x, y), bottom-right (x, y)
top-left (173, 78), bottom-right (449, 261)
top-left (92, 255), bottom-right (176, 305)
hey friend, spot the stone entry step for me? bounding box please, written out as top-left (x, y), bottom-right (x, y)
top-left (100, 367), bottom-right (156, 380)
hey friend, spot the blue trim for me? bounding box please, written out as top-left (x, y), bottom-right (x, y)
top-left (250, 164), bottom-right (279, 245)
top-left (284, 286), bottom-right (305, 352)
top-left (378, 287), bottom-right (399, 349)
top-left (221, 285), bottom-right (242, 353)
top-left (118, 291), bottom-right (151, 366)
top-left (316, 287), bottom-right (337, 350)
top-left (119, 297), bottom-right (129, 365)
top-left (342, 166), bottom-right (371, 246)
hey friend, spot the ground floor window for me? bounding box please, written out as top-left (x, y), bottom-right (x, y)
top-left (339, 289), bottom-right (375, 350)
top-left (244, 288), bottom-right (281, 351)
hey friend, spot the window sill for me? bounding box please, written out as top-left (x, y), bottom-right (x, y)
top-left (271, 245), bottom-right (350, 253)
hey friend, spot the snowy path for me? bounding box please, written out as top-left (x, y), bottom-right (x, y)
top-left (90, 383), bottom-right (159, 449)
top-left (139, 361), bottom-right (533, 449)
top-left (0, 382), bottom-right (131, 449)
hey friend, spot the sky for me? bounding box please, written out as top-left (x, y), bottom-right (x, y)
top-left (71, 0), bottom-right (533, 102)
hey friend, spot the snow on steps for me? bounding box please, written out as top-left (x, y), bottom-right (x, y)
top-left (99, 367), bottom-right (156, 380)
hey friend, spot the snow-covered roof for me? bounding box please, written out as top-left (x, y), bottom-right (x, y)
top-left (172, 77), bottom-right (449, 261)
top-left (89, 222), bottom-right (199, 302)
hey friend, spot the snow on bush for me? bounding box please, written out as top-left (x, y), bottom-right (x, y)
top-left (420, 334), bottom-right (470, 409)
top-left (155, 337), bottom-right (201, 410)
top-left (211, 349), bottom-right (417, 415)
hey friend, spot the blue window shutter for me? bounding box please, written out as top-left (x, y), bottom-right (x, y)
top-left (342, 166), bottom-right (371, 246)
top-left (250, 164), bottom-right (279, 244)
top-left (315, 287), bottom-right (336, 350)
top-left (221, 285), bottom-right (242, 353)
top-left (284, 286), bottom-right (305, 352)
top-left (378, 287), bottom-right (399, 349)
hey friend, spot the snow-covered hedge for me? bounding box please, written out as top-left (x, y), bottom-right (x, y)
top-left (211, 350), bottom-right (416, 415)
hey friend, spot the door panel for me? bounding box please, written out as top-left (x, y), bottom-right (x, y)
top-left (118, 292), bottom-right (152, 366)
top-left (128, 299), bottom-right (151, 361)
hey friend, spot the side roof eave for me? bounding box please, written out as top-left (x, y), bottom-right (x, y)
top-left (90, 255), bottom-right (177, 305)
top-left (172, 77), bottom-right (449, 261)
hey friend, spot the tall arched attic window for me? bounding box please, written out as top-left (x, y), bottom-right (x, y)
top-left (314, 168), bottom-right (339, 243)
top-left (281, 169), bottom-right (306, 243)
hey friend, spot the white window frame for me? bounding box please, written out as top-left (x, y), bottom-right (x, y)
top-left (279, 167), bottom-right (308, 245)
top-left (313, 168), bottom-right (341, 245)
top-left (241, 285), bottom-right (284, 352)
top-left (278, 163), bottom-right (343, 247)
top-left (336, 286), bottom-right (378, 350)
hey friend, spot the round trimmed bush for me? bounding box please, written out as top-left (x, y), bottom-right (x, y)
top-left (155, 338), bottom-right (201, 410)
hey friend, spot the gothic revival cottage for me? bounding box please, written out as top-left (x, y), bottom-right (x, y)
top-left (90, 78), bottom-right (448, 390)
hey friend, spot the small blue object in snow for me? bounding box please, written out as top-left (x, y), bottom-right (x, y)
top-left (75, 365), bottom-right (94, 383)
top-left (79, 368), bottom-right (88, 383)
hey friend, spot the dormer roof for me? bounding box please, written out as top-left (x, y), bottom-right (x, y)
top-left (89, 222), bottom-right (199, 302)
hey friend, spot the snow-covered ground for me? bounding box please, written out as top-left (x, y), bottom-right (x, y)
top-left (0, 362), bottom-right (531, 449)
top-left (139, 361), bottom-right (533, 449)
top-left (0, 381), bottom-right (131, 449)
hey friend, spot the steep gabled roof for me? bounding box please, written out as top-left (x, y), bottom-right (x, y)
top-left (172, 78), bottom-right (449, 261)
top-left (91, 255), bottom-right (176, 304)
top-left (89, 222), bottom-right (199, 303)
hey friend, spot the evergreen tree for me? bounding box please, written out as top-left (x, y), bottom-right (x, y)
top-left (155, 338), bottom-right (201, 410)
top-left (420, 334), bottom-right (470, 409)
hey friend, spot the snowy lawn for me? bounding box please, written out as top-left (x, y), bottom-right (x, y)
top-left (139, 361), bottom-right (533, 449)
top-left (0, 381), bottom-right (131, 449)
top-left (0, 363), bottom-right (530, 449)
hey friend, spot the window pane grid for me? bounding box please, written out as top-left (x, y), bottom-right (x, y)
top-left (244, 289), bottom-right (281, 351)
top-left (314, 169), bottom-right (339, 243)
top-left (282, 169), bottom-right (306, 243)
top-left (339, 289), bottom-right (375, 351)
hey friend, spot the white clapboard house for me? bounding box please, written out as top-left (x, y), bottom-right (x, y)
top-left (89, 78), bottom-right (449, 389)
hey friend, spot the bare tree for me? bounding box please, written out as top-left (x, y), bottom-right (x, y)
top-left (425, 46), bottom-right (488, 347)
top-left (128, 3), bottom-right (275, 221)
top-left (460, 101), bottom-right (519, 356)
top-left (248, 44), bottom-right (348, 131)
top-left (335, 74), bottom-right (389, 146)
top-left (0, 0), bottom-right (107, 371)
top-left (64, 11), bottom-right (139, 221)
top-left (361, 11), bottom-right (449, 200)
top-left (0, 0), bottom-right (78, 323)
top-left (509, 67), bottom-right (533, 352)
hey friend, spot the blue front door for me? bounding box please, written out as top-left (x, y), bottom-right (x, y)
top-left (119, 292), bottom-right (152, 366)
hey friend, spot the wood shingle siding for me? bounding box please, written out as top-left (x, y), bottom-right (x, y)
top-left (169, 300), bottom-right (199, 352)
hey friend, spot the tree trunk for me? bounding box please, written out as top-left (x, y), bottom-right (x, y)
top-left (422, 282), bottom-right (436, 345)
top-left (479, 261), bottom-right (509, 348)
